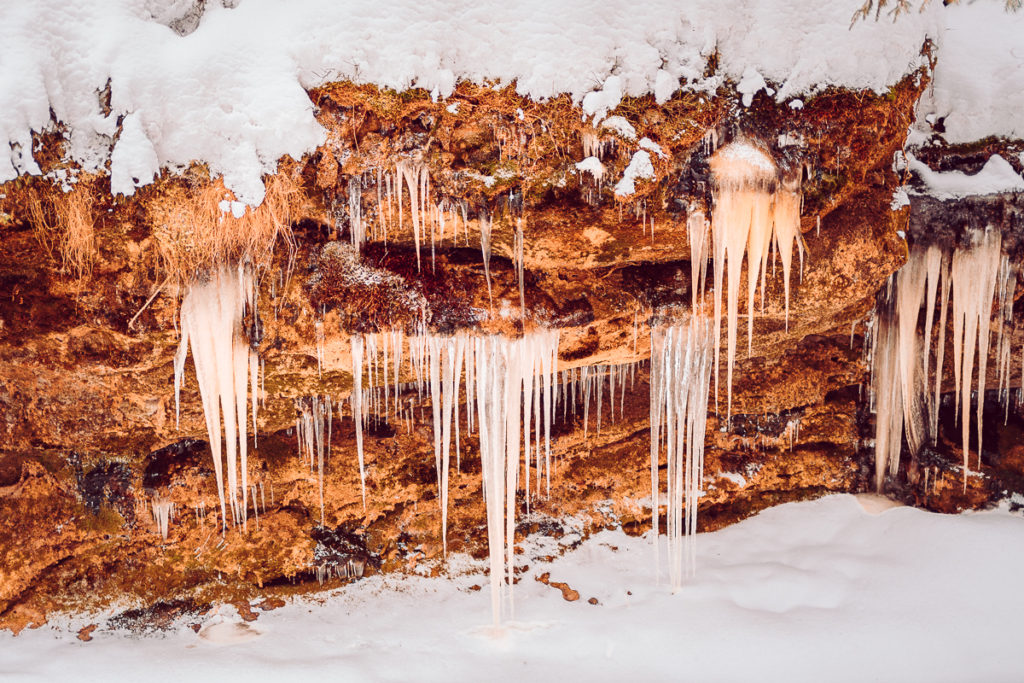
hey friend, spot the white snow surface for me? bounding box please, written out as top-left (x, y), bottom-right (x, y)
top-left (2, 495), bottom-right (1023, 682)
top-left (919, 0), bottom-right (1024, 144)
top-left (909, 154), bottom-right (1024, 200)
top-left (0, 0), bottom-right (1021, 204)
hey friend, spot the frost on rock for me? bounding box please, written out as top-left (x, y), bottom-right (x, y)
top-left (639, 137), bottom-right (666, 159)
top-left (575, 156), bottom-right (606, 183)
top-left (600, 115), bottom-right (637, 141)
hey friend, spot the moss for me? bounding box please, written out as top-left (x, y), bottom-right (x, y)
top-left (77, 504), bottom-right (126, 534)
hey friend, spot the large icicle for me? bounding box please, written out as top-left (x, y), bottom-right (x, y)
top-left (771, 174), bottom-right (805, 329)
top-left (871, 228), bottom-right (1004, 491)
top-left (950, 227), bottom-right (1001, 479)
top-left (472, 329), bottom-right (560, 626)
top-left (396, 161), bottom-right (429, 272)
top-left (708, 140), bottom-right (794, 423)
top-left (649, 316), bottom-right (714, 592)
top-left (175, 264), bottom-right (259, 532)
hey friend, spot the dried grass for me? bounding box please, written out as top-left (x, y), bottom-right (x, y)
top-left (148, 172), bottom-right (303, 287)
top-left (26, 185), bottom-right (96, 279)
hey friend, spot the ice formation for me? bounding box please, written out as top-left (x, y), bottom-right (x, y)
top-left (649, 317), bottom-right (714, 592)
top-left (296, 396), bottom-right (332, 525)
top-left (151, 496), bottom-right (175, 542)
top-left (351, 335), bottom-right (367, 510)
top-left (708, 140), bottom-right (804, 422)
top-left (472, 330), bottom-right (560, 624)
top-left (870, 229), bottom-right (1013, 490)
top-left (174, 264), bottom-right (260, 531)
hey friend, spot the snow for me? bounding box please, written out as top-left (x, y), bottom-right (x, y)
top-left (4, 495), bottom-right (1023, 681)
top-left (574, 156), bottom-right (606, 182)
top-left (600, 115), bottom-right (637, 141)
top-left (736, 66), bottom-right (771, 107)
top-left (613, 150), bottom-right (655, 197)
top-left (638, 137), bottom-right (665, 158)
top-left (919, 0), bottom-right (1024, 144)
top-left (908, 154), bottom-right (1024, 200)
top-left (3, 1), bottom-right (1020, 204)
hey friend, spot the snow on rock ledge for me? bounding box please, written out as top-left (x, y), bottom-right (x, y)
top-left (908, 154), bottom-right (1024, 200)
top-left (1, 0), bottom-right (1019, 204)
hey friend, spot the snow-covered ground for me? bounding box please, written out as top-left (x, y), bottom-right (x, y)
top-left (3, 494), bottom-right (1023, 682)
top-left (2, 1), bottom-right (1021, 203)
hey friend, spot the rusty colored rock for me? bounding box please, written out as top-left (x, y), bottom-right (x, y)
top-left (0, 76), bottom-right (1021, 632)
top-left (549, 581), bottom-right (580, 602)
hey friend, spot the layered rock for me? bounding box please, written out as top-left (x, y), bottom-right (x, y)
top-left (1, 75), bottom-right (1022, 634)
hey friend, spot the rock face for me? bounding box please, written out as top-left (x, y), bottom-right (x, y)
top-left (0, 77), bottom-right (1022, 634)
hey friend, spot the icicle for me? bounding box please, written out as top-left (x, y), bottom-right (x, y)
top-left (151, 496), bottom-right (174, 541)
top-left (709, 140), bottom-right (778, 423)
top-left (473, 330), bottom-right (559, 626)
top-left (396, 161), bottom-right (429, 272)
top-left (996, 255), bottom-right (1016, 420)
top-left (351, 335), bottom-right (367, 509)
top-left (480, 212), bottom-right (494, 311)
top-left (349, 176), bottom-right (365, 250)
top-left (688, 209), bottom-right (710, 311)
top-left (932, 252), bottom-right (951, 442)
top-left (175, 265), bottom-right (259, 532)
top-left (650, 316), bottom-right (714, 592)
top-left (872, 230), bottom-right (1001, 491)
top-left (951, 227), bottom-right (1001, 480)
top-left (772, 174), bottom-right (804, 331)
top-left (514, 218), bottom-right (526, 316)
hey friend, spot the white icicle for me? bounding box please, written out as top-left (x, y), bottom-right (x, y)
top-left (650, 316), bottom-right (714, 592)
top-left (175, 265), bottom-right (259, 532)
top-left (351, 335), bottom-right (367, 509)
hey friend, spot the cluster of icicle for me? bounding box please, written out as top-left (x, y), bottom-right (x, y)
top-left (151, 496), bottom-right (175, 542)
top-left (174, 264), bottom-right (262, 532)
top-left (315, 557), bottom-right (367, 585)
top-left (345, 163), bottom-right (536, 313)
top-left (702, 140), bottom-right (805, 424)
top-left (327, 327), bottom-right (658, 623)
top-left (649, 316), bottom-right (714, 592)
top-left (869, 227), bottom-right (1018, 491)
top-left (295, 395), bottom-right (332, 525)
top-left (344, 163), bottom-right (472, 269)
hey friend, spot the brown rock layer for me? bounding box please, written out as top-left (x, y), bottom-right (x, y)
top-left (1, 75), bottom-right (1022, 633)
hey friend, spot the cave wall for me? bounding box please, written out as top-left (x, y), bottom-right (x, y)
top-left (1, 76), bottom-right (1022, 634)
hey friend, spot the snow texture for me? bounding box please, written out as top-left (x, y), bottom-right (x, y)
top-left (2, 1), bottom-right (1020, 204)
top-left (908, 154), bottom-right (1024, 200)
top-left (3, 495), bottom-right (1023, 682)
top-left (613, 150), bottom-right (655, 197)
